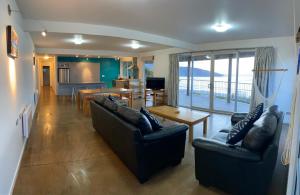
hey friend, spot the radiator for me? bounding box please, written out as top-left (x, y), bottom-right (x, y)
top-left (22, 105), bottom-right (33, 138)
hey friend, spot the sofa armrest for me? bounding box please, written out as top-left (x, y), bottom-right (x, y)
top-left (231, 112), bottom-right (248, 125)
top-left (143, 125), bottom-right (188, 142)
top-left (192, 138), bottom-right (261, 162)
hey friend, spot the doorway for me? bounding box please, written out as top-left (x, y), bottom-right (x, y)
top-left (42, 66), bottom-right (50, 86)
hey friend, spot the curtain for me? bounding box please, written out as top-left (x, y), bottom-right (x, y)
top-left (250, 47), bottom-right (275, 110)
top-left (168, 54), bottom-right (179, 106)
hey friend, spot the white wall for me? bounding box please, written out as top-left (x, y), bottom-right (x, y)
top-left (0, 0), bottom-right (36, 194)
top-left (140, 36), bottom-right (296, 123)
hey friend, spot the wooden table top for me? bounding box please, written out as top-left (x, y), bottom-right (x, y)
top-left (148, 106), bottom-right (210, 126)
top-left (78, 88), bottom-right (133, 95)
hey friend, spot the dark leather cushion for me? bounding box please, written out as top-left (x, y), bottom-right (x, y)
top-left (103, 99), bottom-right (118, 112)
top-left (265, 105), bottom-right (280, 119)
top-left (94, 96), bottom-right (107, 106)
top-left (242, 111), bottom-right (278, 152)
top-left (117, 106), bottom-right (153, 135)
top-left (140, 107), bottom-right (162, 131)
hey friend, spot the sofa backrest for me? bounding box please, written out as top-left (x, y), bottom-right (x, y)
top-left (262, 111), bottom-right (283, 160)
top-left (90, 100), bottom-right (143, 175)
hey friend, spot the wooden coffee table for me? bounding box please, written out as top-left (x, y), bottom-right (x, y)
top-left (148, 106), bottom-right (210, 143)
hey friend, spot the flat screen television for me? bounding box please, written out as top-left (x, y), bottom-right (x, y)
top-left (146, 77), bottom-right (165, 90)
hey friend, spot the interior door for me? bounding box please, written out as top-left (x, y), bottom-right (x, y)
top-left (42, 66), bottom-right (50, 86)
top-left (191, 55), bottom-right (212, 110)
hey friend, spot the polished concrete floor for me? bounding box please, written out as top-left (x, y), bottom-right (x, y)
top-left (13, 87), bottom-right (288, 195)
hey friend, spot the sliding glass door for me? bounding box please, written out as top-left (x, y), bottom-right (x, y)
top-left (191, 55), bottom-right (212, 110)
top-left (213, 53), bottom-right (237, 112)
top-left (178, 50), bottom-right (255, 113)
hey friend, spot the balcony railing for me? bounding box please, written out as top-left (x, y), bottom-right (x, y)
top-left (179, 78), bottom-right (252, 103)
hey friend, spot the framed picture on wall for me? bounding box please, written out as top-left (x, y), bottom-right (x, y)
top-left (6, 25), bottom-right (19, 59)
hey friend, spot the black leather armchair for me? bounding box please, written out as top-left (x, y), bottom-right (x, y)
top-left (192, 111), bottom-right (283, 195)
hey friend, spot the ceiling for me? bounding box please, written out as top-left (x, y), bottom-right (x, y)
top-left (16, 0), bottom-right (294, 49)
top-left (30, 32), bottom-right (169, 53)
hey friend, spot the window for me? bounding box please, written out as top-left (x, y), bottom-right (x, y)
top-left (144, 61), bottom-right (154, 78)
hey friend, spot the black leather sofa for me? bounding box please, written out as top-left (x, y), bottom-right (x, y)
top-left (90, 99), bottom-right (188, 183)
top-left (193, 107), bottom-right (284, 195)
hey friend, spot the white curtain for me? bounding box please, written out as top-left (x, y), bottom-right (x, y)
top-left (250, 47), bottom-right (275, 110)
top-left (168, 54), bottom-right (179, 106)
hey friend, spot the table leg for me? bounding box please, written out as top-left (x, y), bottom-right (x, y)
top-left (203, 118), bottom-right (208, 137)
top-left (189, 125), bottom-right (194, 143)
top-left (130, 92), bottom-right (133, 108)
top-left (77, 92), bottom-right (81, 110)
top-left (144, 90), bottom-right (147, 107)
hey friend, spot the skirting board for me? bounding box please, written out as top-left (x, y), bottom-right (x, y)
top-left (9, 138), bottom-right (27, 195)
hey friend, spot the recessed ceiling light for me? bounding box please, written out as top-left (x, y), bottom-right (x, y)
top-left (44, 55), bottom-right (49, 60)
top-left (41, 30), bottom-right (47, 37)
top-left (73, 35), bottom-right (84, 45)
top-left (212, 23), bottom-right (232, 32)
top-left (131, 41), bottom-right (141, 49)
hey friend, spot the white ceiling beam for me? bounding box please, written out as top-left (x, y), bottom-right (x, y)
top-left (35, 48), bottom-right (137, 57)
top-left (23, 19), bottom-right (199, 50)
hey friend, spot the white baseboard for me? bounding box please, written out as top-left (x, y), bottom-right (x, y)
top-left (9, 138), bottom-right (27, 195)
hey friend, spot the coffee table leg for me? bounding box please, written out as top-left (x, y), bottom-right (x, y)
top-left (189, 125), bottom-right (193, 143)
top-left (203, 118), bottom-right (208, 136)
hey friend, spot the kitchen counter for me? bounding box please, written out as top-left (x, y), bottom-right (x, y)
top-left (59, 82), bottom-right (105, 85)
top-left (57, 82), bottom-right (106, 96)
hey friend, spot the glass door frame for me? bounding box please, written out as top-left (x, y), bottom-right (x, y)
top-left (190, 51), bottom-right (214, 112)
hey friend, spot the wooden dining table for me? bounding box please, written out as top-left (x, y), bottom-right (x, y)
top-left (77, 88), bottom-right (134, 110)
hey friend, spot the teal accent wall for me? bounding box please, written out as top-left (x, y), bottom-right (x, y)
top-left (57, 56), bottom-right (120, 88)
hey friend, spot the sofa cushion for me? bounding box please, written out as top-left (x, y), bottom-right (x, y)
top-left (103, 99), bottom-right (118, 112)
top-left (227, 103), bottom-right (264, 145)
top-left (94, 95), bottom-right (107, 106)
top-left (117, 106), bottom-right (153, 135)
top-left (242, 110), bottom-right (278, 152)
top-left (140, 107), bottom-right (162, 131)
top-left (264, 105), bottom-right (280, 119)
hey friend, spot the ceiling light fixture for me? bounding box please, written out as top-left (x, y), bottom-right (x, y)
top-left (73, 35), bottom-right (84, 45)
top-left (44, 55), bottom-right (49, 60)
top-left (212, 23), bottom-right (232, 33)
top-left (41, 29), bottom-right (47, 37)
top-left (130, 40), bottom-right (141, 49)
top-left (75, 55), bottom-right (79, 58)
